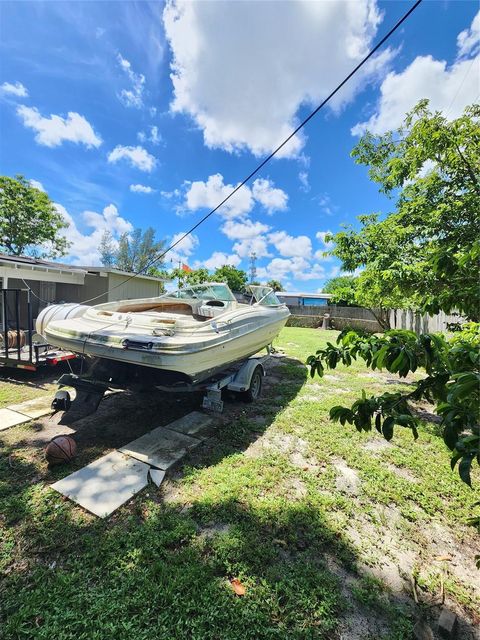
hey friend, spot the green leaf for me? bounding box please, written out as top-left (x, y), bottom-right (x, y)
top-left (382, 417), bottom-right (394, 441)
top-left (443, 423), bottom-right (459, 451)
top-left (458, 455), bottom-right (474, 487)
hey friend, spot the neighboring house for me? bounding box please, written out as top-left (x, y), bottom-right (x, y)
top-left (276, 291), bottom-right (333, 307)
top-left (0, 253), bottom-right (165, 330)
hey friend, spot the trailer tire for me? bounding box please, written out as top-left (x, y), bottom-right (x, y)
top-left (241, 365), bottom-right (263, 403)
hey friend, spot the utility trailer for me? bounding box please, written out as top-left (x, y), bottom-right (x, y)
top-left (0, 288), bottom-right (77, 371)
top-left (52, 350), bottom-right (276, 423)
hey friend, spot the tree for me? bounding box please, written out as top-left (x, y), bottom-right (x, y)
top-left (266, 279), bottom-right (284, 292)
top-left (170, 267), bottom-right (210, 288)
top-left (308, 102), bottom-right (480, 505)
top-left (100, 227), bottom-right (165, 276)
top-left (0, 175), bottom-right (69, 258)
top-left (323, 276), bottom-right (358, 306)
top-left (99, 231), bottom-right (116, 267)
top-left (327, 101), bottom-right (480, 323)
top-left (213, 265), bottom-right (248, 292)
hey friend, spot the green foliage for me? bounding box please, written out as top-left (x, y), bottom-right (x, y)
top-left (98, 230), bottom-right (116, 267)
top-left (0, 174), bottom-right (69, 258)
top-left (327, 101), bottom-right (480, 321)
top-left (323, 275), bottom-right (358, 306)
top-left (169, 265), bottom-right (248, 291)
top-left (266, 279), bottom-right (284, 292)
top-left (170, 267), bottom-right (211, 288)
top-left (307, 324), bottom-right (480, 496)
top-left (213, 264), bottom-right (248, 292)
top-left (100, 227), bottom-right (165, 276)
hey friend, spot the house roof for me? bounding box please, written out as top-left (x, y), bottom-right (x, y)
top-left (0, 252), bottom-right (86, 275)
top-left (277, 291), bottom-right (333, 298)
top-left (81, 266), bottom-right (166, 282)
top-left (0, 254), bottom-right (166, 282)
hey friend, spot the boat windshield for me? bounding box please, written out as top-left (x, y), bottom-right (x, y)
top-left (162, 283), bottom-right (237, 302)
top-left (248, 285), bottom-right (282, 306)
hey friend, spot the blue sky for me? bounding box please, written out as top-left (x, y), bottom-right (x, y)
top-left (1, 0), bottom-right (478, 291)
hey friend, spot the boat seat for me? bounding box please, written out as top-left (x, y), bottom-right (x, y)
top-left (115, 302), bottom-right (194, 315)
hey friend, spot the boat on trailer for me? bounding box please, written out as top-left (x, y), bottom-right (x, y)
top-left (37, 283), bottom-right (290, 386)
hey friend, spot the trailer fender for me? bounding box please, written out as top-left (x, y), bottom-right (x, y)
top-left (227, 359), bottom-right (265, 393)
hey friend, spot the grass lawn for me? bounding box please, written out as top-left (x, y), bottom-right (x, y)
top-left (0, 370), bottom-right (59, 409)
top-left (0, 328), bottom-right (478, 639)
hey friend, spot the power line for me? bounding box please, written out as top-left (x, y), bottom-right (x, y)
top-left (78, 0), bottom-right (423, 305)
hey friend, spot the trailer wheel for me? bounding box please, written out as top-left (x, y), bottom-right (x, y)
top-left (241, 365), bottom-right (263, 403)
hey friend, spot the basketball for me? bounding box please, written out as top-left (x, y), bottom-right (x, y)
top-left (45, 435), bottom-right (77, 465)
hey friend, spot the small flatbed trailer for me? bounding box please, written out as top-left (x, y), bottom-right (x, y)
top-left (0, 288), bottom-right (77, 372)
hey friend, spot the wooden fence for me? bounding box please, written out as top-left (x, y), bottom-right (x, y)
top-left (286, 305), bottom-right (463, 334)
top-left (388, 308), bottom-right (463, 333)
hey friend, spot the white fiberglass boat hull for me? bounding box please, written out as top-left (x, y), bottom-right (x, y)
top-left (38, 284), bottom-right (290, 384)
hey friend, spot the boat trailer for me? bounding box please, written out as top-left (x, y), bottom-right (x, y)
top-left (52, 351), bottom-right (275, 423)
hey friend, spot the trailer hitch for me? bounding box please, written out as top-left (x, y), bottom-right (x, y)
top-left (55, 373), bottom-right (110, 423)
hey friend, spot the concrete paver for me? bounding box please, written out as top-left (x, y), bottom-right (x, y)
top-left (120, 425), bottom-right (200, 470)
top-left (51, 450), bottom-right (150, 517)
top-left (0, 408), bottom-right (30, 431)
top-left (9, 396), bottom-right (53, 419)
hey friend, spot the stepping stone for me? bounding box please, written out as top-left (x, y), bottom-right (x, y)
top-left (120, 425), bottom-right (200, 470)
top-left (166, 411), bottom-right (214, 438)
top-left (51, 450), bottom-right (149, 518)
top-left (149, 468), bottom-right (166, 488)
top-left (0, 408), bottom-right (30, 431)
top-left (9, 396), bottom-right (53, 419)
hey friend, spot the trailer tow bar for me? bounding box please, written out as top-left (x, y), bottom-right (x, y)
top-left (54, 373), bottom-right (110, 422)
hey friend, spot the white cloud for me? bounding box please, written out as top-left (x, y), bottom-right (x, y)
top-left (252, 179), bottom-right (288, 213)
top-left (196, 251), bottom-right (241, 270)
top-left (457, 10), bottom-right (480, 58)
top-left (17, 106), bottom-right (102, 148)
top-left (130, 184), bottom-right (155, 193)
top-left (163, 0), bottom-right (391, 157)
top-left (82, 204), bottom-right (133, 236)
top-left (137, 125), bottom-right (162, 145)
top-left (257, 256), bottom-right (326, 282)
top-left (221, 219), bottom-right (271, 241)
top-left (184, 173), bottom-right (254, 219)
top-left (29, 179), bottom-right (45, 192)
top-left (183, 173), bottom-right (288, 219)
top-left (316, 230), bottom-right (334, 249)
top-left (161, 188), bottom-right (181, 200)
top-left (149, 125), bottom-right (161, 144)
top-left (314, 230), bottom-right (334, 260)
top-left (1, 81), bottom-right (28, 97)
top-left (57, 203), bottom-right (133, 265)
top-left (168, 231), bottom-right (199, 265)
top-left (108, 145), bottom-right (156, 172)
top-left (170, 232), bottom-right (198, 256)
top-left (314, 193), bottom-right (335, 216)
top-left (224, 219), bottom-right (273, 259)
top-left (298, 171), bottom-right (310, 193)
top-left (117, 53), bottom-right (145, 108)
top-left (232, 236), bottom-right (271, 259)
top-left (269, 231), bottom-right (312, 258)
top-left (352, 13), bottom-right (480, 135)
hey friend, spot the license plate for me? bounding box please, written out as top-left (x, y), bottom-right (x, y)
top-left (202, 397), bottom-right (224, 413)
